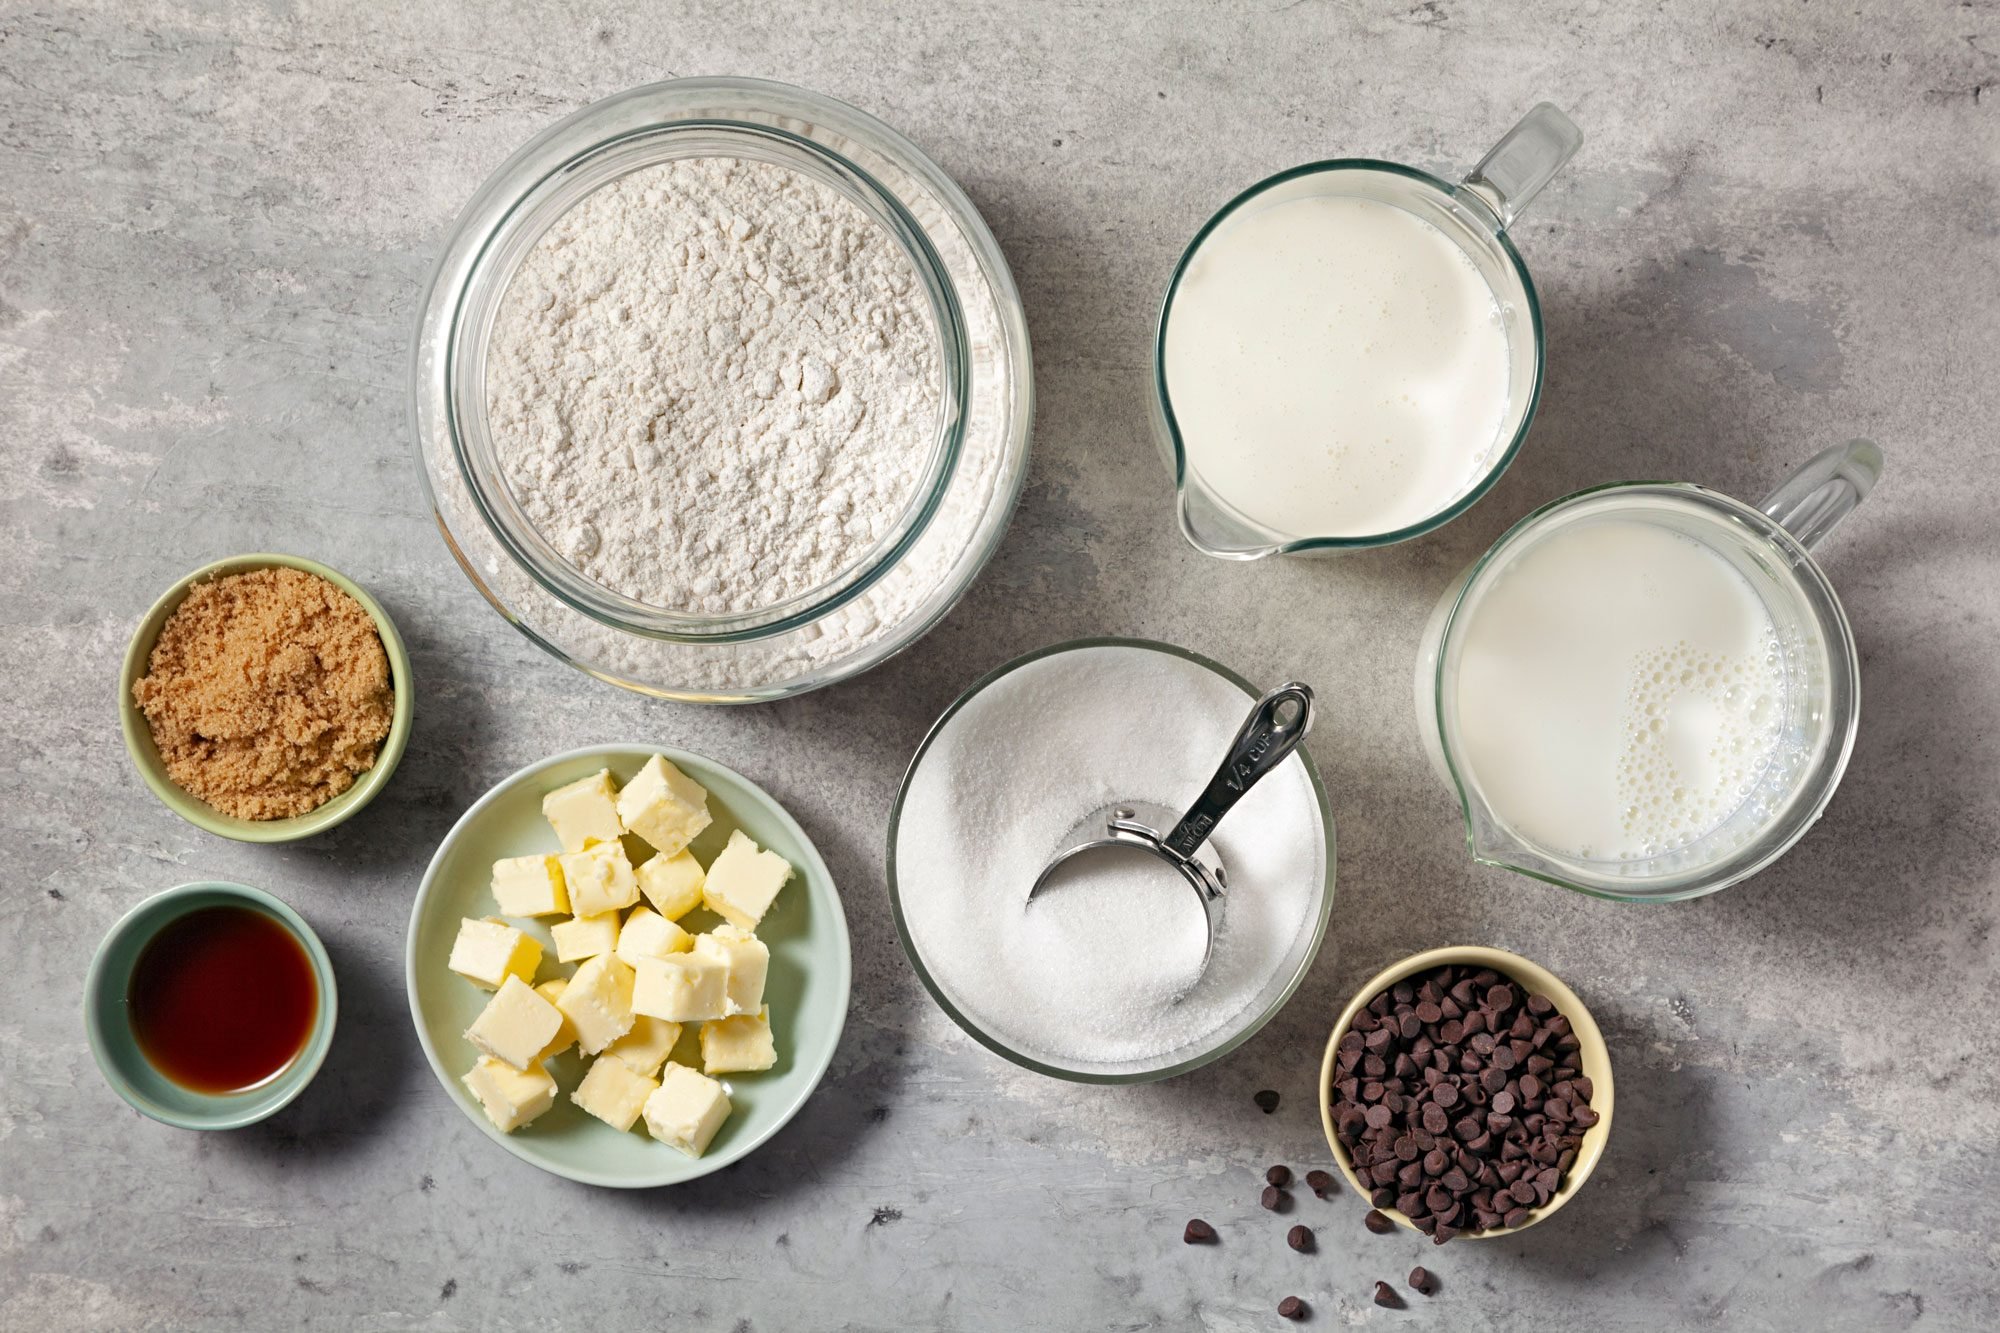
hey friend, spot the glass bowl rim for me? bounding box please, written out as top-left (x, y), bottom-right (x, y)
top-left (436, 108), bottom-right (970, 643)
top-left (885, 635), bottom-right (1338, 1084)
top-left (1152, 158), bottom-right (1545, 553)
top-left (409, 76), bottom-right (1037, 703)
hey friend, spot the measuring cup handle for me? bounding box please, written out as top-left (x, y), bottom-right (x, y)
top-left (1461, 103), bottom-right (1583, 229)
top-left (1759, 440), bottom-right (1884, 551)
top-left (1163, 683), bottom-right (1315, 860)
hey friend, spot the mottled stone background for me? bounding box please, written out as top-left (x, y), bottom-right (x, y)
top-left (3, 2), bottom-right (1996, 1329)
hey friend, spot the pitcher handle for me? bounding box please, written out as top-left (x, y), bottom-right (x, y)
top-left (1759, 440), bottom-right (1884, 551)
top-left (1461, 103), bottom-right (1583, 229)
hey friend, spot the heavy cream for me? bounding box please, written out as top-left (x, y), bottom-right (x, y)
top-left (1163, 193), bottom-right (1511, 538)
top-left (1450, 517), bottom-right (1788, 861)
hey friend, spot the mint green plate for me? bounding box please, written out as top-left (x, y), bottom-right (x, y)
top-left (405, 745), bottom-right (852, 1187)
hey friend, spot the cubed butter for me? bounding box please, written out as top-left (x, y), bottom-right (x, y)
top-left (542, 769), bottom-right (624, 852)
top-left (555, 953), bottom-right (636, 1055)
top-left (550, 911), bottom-right (620, 964)
top-left (533, 979), bottom-right (577, 1063)
top-left (616, 906), bottom-right (693, 966)
top-left (463, 975), bottom-right (564, 1071)
top-left (571, 1054), bottom-right (658, 1133)
top-left (636, 848), bottom-right (706, 921)
top-left (463, 1055), bottom-right (557, 1134)
top-left (447, 917), bottom-right (541, 990)
top-left (615, 754), bottom-right (712, 857)
top-left (602, 1015), bottom-right (683, 1077)
top-left (489, 854), bottom-right (569, 917)
top-left (699, 1007), bottom-right (776, 1075)
top-left (632, 952), bottom-right (731, 1023)
top-left (643, 1063), bottom-right (732, 1158)
top-left (701, 829), bottom-right (793, 931)
top-left (558, 841), bottom-right (640, 918)
top-left (692, 923), bottom-right (769, 1015)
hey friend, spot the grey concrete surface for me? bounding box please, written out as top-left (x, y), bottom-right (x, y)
top-left (3, 2), bottom-right (1997, 1329)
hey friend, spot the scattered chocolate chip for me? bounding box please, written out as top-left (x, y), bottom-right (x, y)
top-left (1374, 1280), bottom-right (1403, 1308)
top-left (1261, 1185), bottom-right (1285, 1212)
top-left (1409, 1265), bottom-right (1437, 1296)
top-left (1305, 1169), bottom-right (1334, 1197)
top-left (1183, 1218), bottom-right (1217, 1244)
top-left (1254, 1089), bottom-right (1281, 1114)
top-left (1364, 1209), bottom-right (1394, 1234)
top-left (1287, 1224), bottom-right (1313, 1253)
top-left (1266, 1165), bottom-right (1292, 1188)
top-left (1277, 1295), bottom-right (1305, 1320)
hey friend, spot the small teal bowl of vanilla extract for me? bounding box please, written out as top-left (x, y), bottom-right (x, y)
top-left (85, 882), bottom-right (336, 1130)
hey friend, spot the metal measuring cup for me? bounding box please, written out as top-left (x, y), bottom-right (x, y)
top-left (1027, 681), bottom-right (1316, 981)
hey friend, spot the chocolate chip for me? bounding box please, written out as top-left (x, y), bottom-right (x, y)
top-left (1266, 1165), bottom-right (1292, 1188)
top-left (1503, 1206), bottom-right (1530, 1228)
top-left (1277, 1295), bottom-right (1305, 1320)
top-left (1287, 1224), bottom-right (1313, 1253)
top-left (1409, 1265), bottom-right (1437, 1295)
top-left (1183, 1218), bottom-right (1217, 1244)
top-left (1325, 962), bottom-right (1596, 1244)
top-left (1305, 1169), bottom-right (1334, 1197)
top-left (1374, 1280), bottom-right (1403, 1308)
top-left (1254, 1089), bottom-right (1281, 1113)
top-left (1364, 1209), bottom-right (1394, 1234)
top-left (1261, 1185), bottom-right (1285, 1212)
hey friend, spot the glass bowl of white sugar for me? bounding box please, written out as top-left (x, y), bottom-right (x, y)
top-left (888, 639), bottom-right (1337, 1083)
top-left (412, 78), bottom-right (1032, 702)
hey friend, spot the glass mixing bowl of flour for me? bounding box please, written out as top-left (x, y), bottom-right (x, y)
top-left (888, 639), bottom-right (1337, 1084)
top-left (413, 78), bottom-right (1033, 702)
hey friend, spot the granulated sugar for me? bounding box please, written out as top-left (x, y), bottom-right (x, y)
top-left (895, 644), bottom-right (1326, 1069)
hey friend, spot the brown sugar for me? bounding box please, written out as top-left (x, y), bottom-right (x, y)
top-left (133, 567), bottom-right (395, 820)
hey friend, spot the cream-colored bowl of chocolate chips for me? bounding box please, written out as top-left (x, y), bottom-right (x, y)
top-left (1317, 945), bottom-right (1613, 1242)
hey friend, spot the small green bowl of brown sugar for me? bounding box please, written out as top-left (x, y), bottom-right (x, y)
top-left (120, 554), bottom-right (413, 843)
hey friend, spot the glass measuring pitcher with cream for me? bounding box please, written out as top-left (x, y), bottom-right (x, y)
top-left (1153, 104), bottom-right (1582, 557)
top-left (1415, 441), bottom-right (1883, 901)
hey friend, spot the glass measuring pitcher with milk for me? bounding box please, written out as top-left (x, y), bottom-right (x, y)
top-left (1415, 441), bottom-right (1883, 901)
top-left (1153, 104), bottom-right (1582, 557)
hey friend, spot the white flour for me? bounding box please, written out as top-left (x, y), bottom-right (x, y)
top-left (486, 156), bottom-right (941, 615)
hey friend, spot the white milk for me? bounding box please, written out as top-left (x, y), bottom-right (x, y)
top-left (1163, 194), bottom-right (1511, 538)
top-left (1451, 517), bottom-right (1787, 861)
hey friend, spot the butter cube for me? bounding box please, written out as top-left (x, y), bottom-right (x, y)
top-left (643, 1063), bottom-right (732, 1157)
top-left (533, 979), bottom-right (577, 1063)
top-left (542, 769), bottom-right (624, 852)
top-left (692, 923), bottom-right (769, 1015)
top-left (463, 1055), bottom-right (557, 1133)
top-left (490, 854), bottom-right (569, 917)
top-left (602, 1015), bottom-right (683, 1077)
top-left (555, 953), bottom-right (636, 1055)
top-left (701, 830), bottom-right (793, 931)
top-left (700, 1007), bottom-right (776, 1075)
top-left (637, 848), bottom-right (706, 921)
top-left (463, 975), bottom-right (564, 1071)
top-left (558, 841), bottom-right (640, 918)
top-left (617, 906), bottom-right (693, 966)
top-left (615, 755), bottom-right (712, 857)
top-left (632, 952), bottom-right (731, 1023)
top-left (551, 911), bottom-right (620, 964)
top-left (447, 917), bottom-right (541, 990)
top-left (571, 1055), bottom-right (658, 1133)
